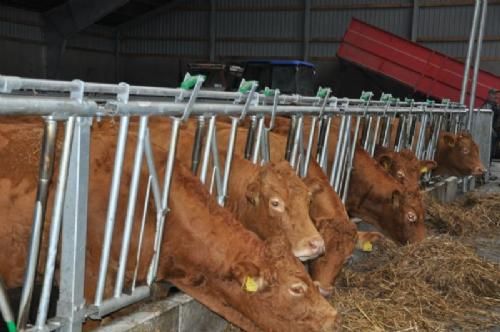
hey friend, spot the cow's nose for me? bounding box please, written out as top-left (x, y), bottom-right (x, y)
top-left (321, 314), bottom-right (342, 332)
top-left (308, 236), bottom-right (326, 255)
top-left (474, 166), bottom-right (487, 175)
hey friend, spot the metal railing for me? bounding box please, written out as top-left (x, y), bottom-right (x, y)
top-left (0, 75), bottom-right (470, 332)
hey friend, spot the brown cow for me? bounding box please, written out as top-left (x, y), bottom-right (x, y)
top-left (0, 119), bottom-right (341, 331)
top-left (374, 146), bottom-right (437, 192)
top-left (144, 119), bottom-right (326, 261)
top-left (216, 124), bottom-right (357, 296)
top-left (270, 116), bottom-right (426, 244)
top-left (388, 117), bottom-right (486, 177)
top-left (434, 131), bottom-right (486, 176)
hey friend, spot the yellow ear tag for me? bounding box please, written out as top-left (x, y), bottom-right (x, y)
top-left (420, 166), bottom-right (428, 174)
top-left (242, 276), bottom-right (258, 293)
top-left (361, 241), bottom-right (373, 252)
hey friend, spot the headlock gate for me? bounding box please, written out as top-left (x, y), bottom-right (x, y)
top-left (0, 74), bottom-right (470, 332)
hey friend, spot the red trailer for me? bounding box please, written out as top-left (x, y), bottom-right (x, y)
top-left (337, 18), bottom-right (500, 107)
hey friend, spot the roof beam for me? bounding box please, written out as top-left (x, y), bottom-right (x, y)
top-left (118, 0), bottom-right (187, 32)
top-left (44, 0), bottom-right (130, 37)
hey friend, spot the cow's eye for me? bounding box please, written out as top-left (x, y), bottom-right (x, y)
top-left (271, 200), bottom-right (279, 207)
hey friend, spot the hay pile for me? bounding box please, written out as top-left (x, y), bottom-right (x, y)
top-left (425, 192), bottom-right (500, 236)
top-left (332, 236), bottom-right (500, 331)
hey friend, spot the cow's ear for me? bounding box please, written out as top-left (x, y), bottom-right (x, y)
top-left (246, 181), bottom-right (260, 205)
top-left (392, 190), bottom-right (401, 210)
top-left (304, 178), bottom-right (323, 195)
top-left (442, 133), bottom-right (456, 147)
top-left (230, 262), bottom-right (266, 293)
top-left (419, 160), bottom-right (437, 174)
top-left (377, 154), bottom-right (393, 171)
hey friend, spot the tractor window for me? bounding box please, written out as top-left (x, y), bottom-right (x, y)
top-left (296, 66), bottom-right (316, 96)
top-left (272, 66), bottom-right (296, 94)
top-left (243, 64), bottom-right (271, 87)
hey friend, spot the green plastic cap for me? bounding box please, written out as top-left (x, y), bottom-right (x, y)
top-left (316, 87), bottom-right (331, 98)
top-left (360, 91), bottom-right (374, 101)
top-left (263, 87), bottom-right (275, 97)
top-left (239, 80), bottom-right (258, 94)
top-left (6, 321), bottom-right (16, 332)
top-left (180, 73), bottom-right (205, 90)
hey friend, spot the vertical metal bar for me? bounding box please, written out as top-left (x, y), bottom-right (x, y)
top-left (289, 116), bottom-right (304, 169)
top-left (369, 116), bottom-right (382, 157)
top-left (342, 116), bottom-right (362, 203)
top-left (94, 116), bottom-right (130, 306)
top-left (382, 115), bottom-right (394, 148)
top-left (200, 116), bottom-right (216, 184)
top-left (318, 116), bottom-right (332, 173)
top-left (131, 176), bottom-right (152, 291)
top-left (209, 119), bottom-right (224, 204)
top-left (460, 0), bottom-right (482, 104)
top-left (252, 117), bottom-right (265, 164)
top-left (35, 116), bottom-right (76, 329)
top-left (285, 116), bottom-right (297, 161)
top-left (221, 117), bottom-right (239, 203)
top-left (57, 117), bottom-right (91, 332)
top-left (415, 113), bottom-right (428, 159)
top-left (148, 117), bottom-right (181, 282)
top-left (244, 116), bottom-right (257, 160)
top-left (191, 117), bottom-right (205, 174)
top-left (363, 116), bottom-right (373, 151)
top-left (17, 118), bottom-right (57, 329)
top-left (144, 131), bottom-right (163, 213)
top-left (330, 115), bottom-right (347, 187)
top-left (468, 0), bottom-right (488, 130)
top-left (114, 116), bottom-right (148, 297)
top-left (334, 115), bottom-right (352, 193)
top-left (0, 279), bottom-right (14, 331)
top-left (396, 115), bottom-right (406, 152)
top-left (302, 116), bottom-right (317, 177)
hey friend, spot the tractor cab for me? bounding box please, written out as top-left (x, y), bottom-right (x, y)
top-left (186, 63), bottom-right (243, 91)
top-left (242, 60), bottom-right (317, 96)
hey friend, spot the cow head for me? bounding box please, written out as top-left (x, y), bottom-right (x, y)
top-left (303, 165), bottom-right (357, 297)
top-left (235, 237), bottom-right (342, 331)
top-left (375, 147), bottom-right (437, 191)
top-left (436, 132), bottom-right (486, 176)
top-left (347, 148), bottom-right (427, 245)
top-left (243, 161), bottom-right (325, 261)
top-left (382, 190), bottom-right (426, 244)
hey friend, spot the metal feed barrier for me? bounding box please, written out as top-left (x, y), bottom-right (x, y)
top-left (0, 74), bottom-right (469, 332)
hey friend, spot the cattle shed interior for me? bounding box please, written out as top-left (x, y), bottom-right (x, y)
top-left (1, 1), bottom-right (500, 332)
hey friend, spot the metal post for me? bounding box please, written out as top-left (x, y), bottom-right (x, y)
top-left (342, 116), bottom-right (362, 203)
top-left (221, 117), bottom-right (239, 203)
top-left (114, 116), bottom-right (148, 297)
top-left (94, 116), bottom-right (130, 306)
top-left (244, 116), bottom-right (257, 160)
top-left (252, 117), bottom-right (265, 164)
top-left (200, 116), bottom-right (216, 184)
top-left (460, 0), bottom-right (482, 104)
top-left (35, 116), bottom-right (76, 329)
top-left (467, 0), bottom-right (488, 130)
top-left (290, 116), bottom-right (304, 169)
top-left (191, 117), bottom-right (205, 174)
top-left (285, 116), bottom-right (297, 161)
top-left (334, 115), bottom-right (352, 192)
top-left (57, 116), bottom-right (92, 332)
top-left (330, 115), bottom-right (347, 188)
top-left (148, 117), bottom-right (181, 282)
top-left (302, 116), bottom-right (317, 177)
top-left (318, 116), bottom-right (332, 173)
top-left (17, 118), bottom-right (57, 329)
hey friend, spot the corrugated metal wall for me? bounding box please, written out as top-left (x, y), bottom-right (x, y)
top-left (0, 0), bottom-right (499, 84)
top-left (120, 0), bottom-right (500, 76)
top-left (0, 4), bottom-right (117, 81)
